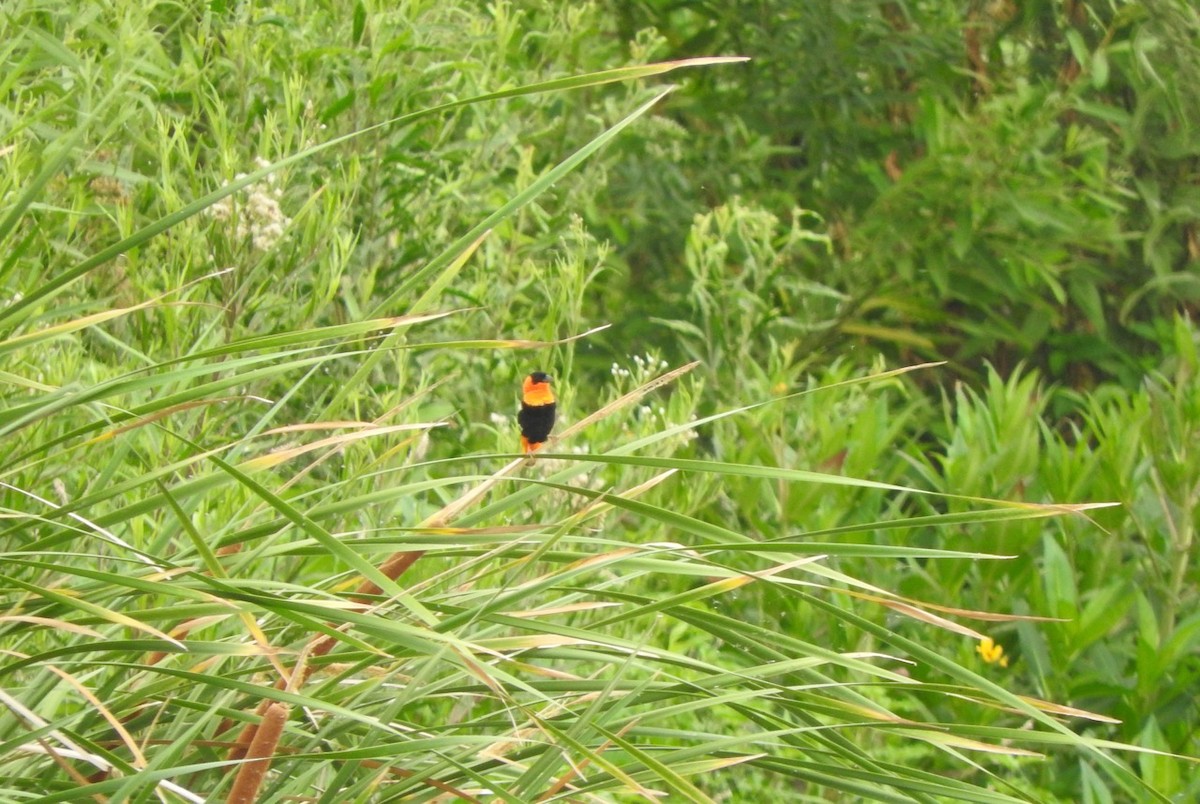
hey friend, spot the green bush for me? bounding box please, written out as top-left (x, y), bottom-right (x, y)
top-left (603, 0), bottom-right (1200, 389)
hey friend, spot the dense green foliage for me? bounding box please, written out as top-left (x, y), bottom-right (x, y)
top-left (2, 1), bottom-right (1197, 801)
top-left (607, 0), bottom-right (1200, 390)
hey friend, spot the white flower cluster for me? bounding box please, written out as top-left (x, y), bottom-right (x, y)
top-left (636, 404), bottom-right (667, 420)
top-left (206, 157), bottom-right (292, 251)
top-left (611, 353), bottom-right (670, 381)
top-left (633, 353), bottom-right (669, 372)
top-left (605, 354), bottom-right (701, 444)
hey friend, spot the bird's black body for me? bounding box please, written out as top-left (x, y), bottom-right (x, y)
top-left (519, 372), bottom-right (556, 453)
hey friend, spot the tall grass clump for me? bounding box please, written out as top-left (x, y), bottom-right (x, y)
top-left (1, 2), bottom-right (1191, 802)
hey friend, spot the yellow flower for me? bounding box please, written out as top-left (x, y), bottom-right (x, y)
top-left (976, 637), bottom-right (1009, 668)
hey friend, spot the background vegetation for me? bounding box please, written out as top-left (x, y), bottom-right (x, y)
top-left (2, 0), bottom-right (1197, 801)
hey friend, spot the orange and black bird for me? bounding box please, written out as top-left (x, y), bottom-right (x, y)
top-left (518, 371), bottom-right (556, 454)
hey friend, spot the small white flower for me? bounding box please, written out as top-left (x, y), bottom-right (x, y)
top-left (206, 160), bottom-right (292, 252)
top-left (412, 432), bottom-right (431, 462)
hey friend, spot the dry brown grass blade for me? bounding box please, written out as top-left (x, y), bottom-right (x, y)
top-left (37, 738), bottom-right (104, 801)
top-left (900, 728), bottom-right (1045, 757)
top-left (44, 663), bottom-right (148, 769)
top-left (860, 594), bottom-right (987, 640)
top-left (404, 523), bottom-right (545, 537)
top-left (258, 420), bottom-right (397, 434)
top-left (83, 397), bottom-right (253, 445)
top-left (891, 597), bottom-right (1066, 623)
top-left (475, 323), bottom-right (613, 350)
top-left (554, 360), bottom-right (701, 445)
top-left (0, 687), bottom-right (203, 802)
top-left (569, 468), bottom-right (678, 524)
top-left (275, 375), bottom-right (456, 494)
top-left (240, 422), bottom-right (445, 470)
top-left (944, 690), bottom-right (1123, 724)
top-left (1018, 695), bottom-right (1122, 723)
top-left (0, 615), bottom-right (104, 637)
top-left (842, 588), bottom-right (1065, 634)
top-left (536, 720), bottom-right (640, 802)
top-left (503, 601), bottom-right (623, 618)
top-left (420, 456), bottom-right (527, 530)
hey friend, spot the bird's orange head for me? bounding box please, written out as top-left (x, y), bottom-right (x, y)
top-left (522, 372), bottom-right (555, 406)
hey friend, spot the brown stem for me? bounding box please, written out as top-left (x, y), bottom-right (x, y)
top-left (227, 698), bottom-right (275, 762)
top-left (224, 548), bottom-right (426, 764)
top-left (146, 626), bottom-right (192, 667)
top-left (349, 550), bottom-right (427, 602)
top-left (226, 702), bottom-right (289, 804)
